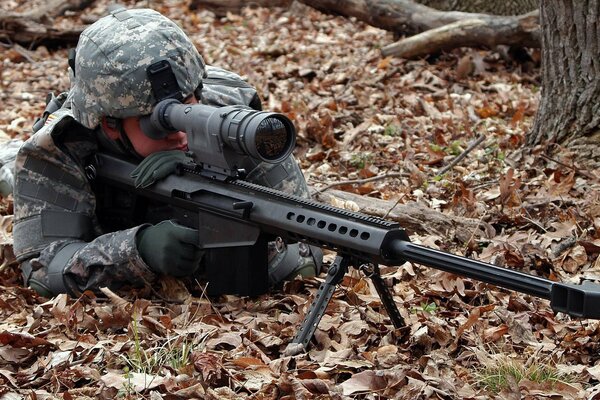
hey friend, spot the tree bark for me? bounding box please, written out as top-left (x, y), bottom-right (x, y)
top-left (0, 0), bottom-right (92, 47)
top-left (189, 0), bottom-right (293, 16)
top-left (0, 20), bottom-right (84, 46)
top-left (417, 0), bottom-right (537, 16)
top-left (297, 0), bottom-right (538, 38)
top-left (528, 1), bottom-right (600, 156)
top-left (381, 12), bottom-right (539, 58)
top-left (190, 0), bottom-right (538, 16)
top-left (301, 0), bottom-right (540, 58)
top-left (191, 0), bottom-right (540, 57)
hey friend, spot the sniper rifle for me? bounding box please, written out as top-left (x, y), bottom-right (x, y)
top-left (94, 99), bottom-right (600, 355)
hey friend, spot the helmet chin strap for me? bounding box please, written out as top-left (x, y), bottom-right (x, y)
top-left (99, 117), bottom-right (143, 160)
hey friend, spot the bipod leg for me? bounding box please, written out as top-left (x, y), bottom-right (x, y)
top-left (284, 255), bottom-right (350, 356)
top-left (361, 263), bottom-right (405, 328)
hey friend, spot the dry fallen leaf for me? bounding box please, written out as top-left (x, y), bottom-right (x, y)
top-left (560, 244), bottom-right (588, 273)
top-left (100, 371), bottom-right (166, 392)
top-left (340, 370), bottom-right (388, 396)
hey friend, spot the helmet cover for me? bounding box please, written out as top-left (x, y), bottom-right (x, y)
top-left (68, 8), bottom-right (205, 129)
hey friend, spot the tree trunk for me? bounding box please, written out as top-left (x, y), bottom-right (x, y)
top-left (189, 0), bottom-right (292, 16)
top-left (416, 0), bottom-right (538, 16)
top-left (380, 12), bottom-right (538, 58)
top-left (190, 0), bottom-right (538, 16)
top-left (298, 0), bottom-right (525, 34)
top-left (300, 0), bottom-right (539, 58)
top-left (0, 0), bottom-right (92, 47)
top-left (528, 1), bottom-right (600, 157)
top-left (191, 0), bottom-right (540, 57)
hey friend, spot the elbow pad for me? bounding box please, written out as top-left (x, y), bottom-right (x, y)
top-left (26, 242), bottom-right (86, 297)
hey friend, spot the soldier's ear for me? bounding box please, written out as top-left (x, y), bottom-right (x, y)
top-left (101, 117), bottom-right (120, 140)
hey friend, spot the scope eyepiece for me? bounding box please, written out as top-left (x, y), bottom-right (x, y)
top-left (139, 98), bottom-right (181, 140)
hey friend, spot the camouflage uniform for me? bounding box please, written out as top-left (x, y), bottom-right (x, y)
top-left (13, 8), bottom-right (315, 297)
top-left (0, 139), bottom-right (23, 197)
top-left (13, 109), bottom-right (155, 295)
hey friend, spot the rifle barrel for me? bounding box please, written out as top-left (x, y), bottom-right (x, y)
top-left (392, 240), bottom-right (552, 299)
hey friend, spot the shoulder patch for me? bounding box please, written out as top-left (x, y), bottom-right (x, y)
top-left (45, 114), bottom-right (57, 126)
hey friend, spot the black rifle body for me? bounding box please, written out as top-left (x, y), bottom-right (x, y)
top-left (95, 153), bottom-right (600, 323)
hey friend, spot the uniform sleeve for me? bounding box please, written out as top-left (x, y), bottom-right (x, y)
top-left (35, 224), bottom-right (156, 295)
top-left (13, 122), bottom-right (157, 296)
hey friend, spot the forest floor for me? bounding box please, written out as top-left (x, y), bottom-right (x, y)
top-left (1, 1), bottom-right (600, 399)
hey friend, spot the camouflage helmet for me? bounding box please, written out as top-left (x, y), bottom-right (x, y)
top-left (68, 8), bottom-right (206, 129)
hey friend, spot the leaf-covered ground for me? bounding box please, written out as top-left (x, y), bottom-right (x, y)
top-left (2, 1), bottom-right (600, 399)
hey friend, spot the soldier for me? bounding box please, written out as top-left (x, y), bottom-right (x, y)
top-left (12, 8), bottom-right (321, 297)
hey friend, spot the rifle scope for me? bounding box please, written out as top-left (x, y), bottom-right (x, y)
top-left (140, 99), bottom-right (296, 163)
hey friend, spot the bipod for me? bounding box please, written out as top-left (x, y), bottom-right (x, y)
top-left (284, 255), bottom-right (404, 356)
top-left (360, 263), bottom-right (405, 329)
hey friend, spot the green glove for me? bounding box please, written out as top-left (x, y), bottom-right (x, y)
top-left (136, 220), bottom-right (203, 277)
top-left (0, 180), bottom-right (12, 197)
top-left (130, 150), bottom-right (193, 188)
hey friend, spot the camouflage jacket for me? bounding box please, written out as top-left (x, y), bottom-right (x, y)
top-left (13, 108), bottom-right (157, 296)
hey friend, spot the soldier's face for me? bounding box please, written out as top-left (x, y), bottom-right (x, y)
top-left (122, 95), bottom-right (198, 158)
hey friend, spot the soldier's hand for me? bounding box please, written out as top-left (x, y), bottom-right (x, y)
top-left (130, 150), bottom-right (194, 188)
top-left (136, 220), bottom-right (203, 277)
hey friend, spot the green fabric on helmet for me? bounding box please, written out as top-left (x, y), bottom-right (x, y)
top-left (68, 8), bottom-right (206, 129)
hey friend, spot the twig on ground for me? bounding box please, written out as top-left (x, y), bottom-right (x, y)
top-left (383, 195), bottom-right (405, 220)
top-left (11, 44), bottom-right (37, 63)
top-left (540, 153), bottom-right (600, 182)
top-left (437, 134), bottom-right (486, 176)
